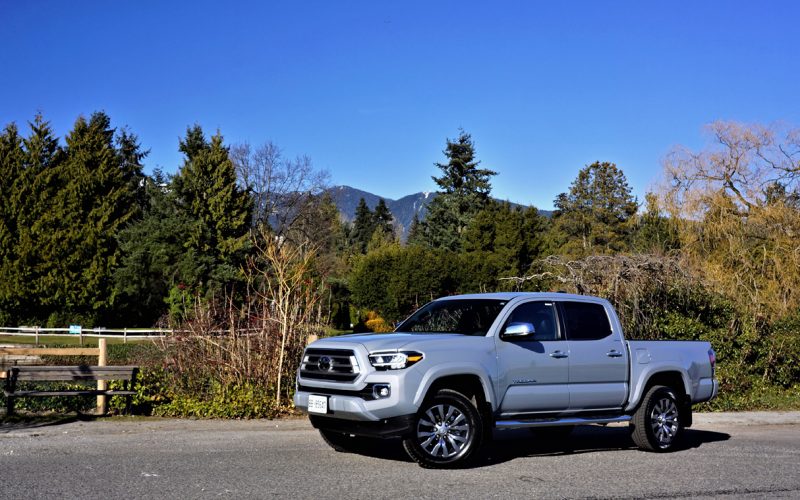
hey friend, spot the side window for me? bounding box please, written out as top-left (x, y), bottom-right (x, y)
top-left (502, 301), bottom-right (559, 341)
top-left (561, 302), bottom-right (612, 340)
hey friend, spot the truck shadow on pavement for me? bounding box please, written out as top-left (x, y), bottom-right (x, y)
top-left (482, 426), bottom-right (731, 466)
top-left (352, 425), bottom-right (731, 467)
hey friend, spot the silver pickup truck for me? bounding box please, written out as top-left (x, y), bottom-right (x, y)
top-left (295, 292), bottom-right (718, 468)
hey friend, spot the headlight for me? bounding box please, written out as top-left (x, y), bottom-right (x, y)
top-left (368, 351), bottom-right (424, 370)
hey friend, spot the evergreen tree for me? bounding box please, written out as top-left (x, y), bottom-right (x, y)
top-left (373, 199), bottom-right (394, 238)
top-left (282, 192), bottom-right (348, 277)
top-left (349, 245), bottom-right (460, 322)
top-left (113, 172), bottom-right (206, 325)
top-left (631, 193), bottom-right (680, 254)
top-left (172, 125), bottom-right (253, 289)
top-left (462, 201), bottom-right (547, 279)
top-left (15, 115), bottom-right (64, 322)
top-left (419, 130), bottom-right (496, 250)
top-left (406, 213), bottom-right (423, 246)
top-left (0, 124), bottom-right (25, 323)
top-left (350, 197), bottom-right (376, 254)
top-left (550, 161), bottom-right (638, 257)
top-left (37, 112), bottom-right (146, 324)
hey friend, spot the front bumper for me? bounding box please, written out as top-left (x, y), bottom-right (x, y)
top-left (293, 369), bottom-right (421, 422)
top-left (294, 342), bottom-right (424, 422)
top-left (308, 413), bottom-right (415, 439)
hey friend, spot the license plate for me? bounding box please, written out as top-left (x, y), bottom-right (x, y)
top-left (307, 394), bottom-right (328, 414)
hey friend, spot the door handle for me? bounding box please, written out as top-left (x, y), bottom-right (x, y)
top-left (606, 350), bottom-right (623, 358)
top-left (549, 351), bottom-right (568, 359)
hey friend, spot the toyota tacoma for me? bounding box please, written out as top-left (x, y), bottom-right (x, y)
top-left (294, 292), bottom-right (718, 468)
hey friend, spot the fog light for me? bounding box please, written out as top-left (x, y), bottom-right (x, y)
top-left (373, 384), bottom-right (391, 399)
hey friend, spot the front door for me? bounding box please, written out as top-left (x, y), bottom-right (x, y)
top-left (495, 300), bottom-right (570, 415)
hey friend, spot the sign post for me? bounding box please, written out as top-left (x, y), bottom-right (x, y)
top-left (69, 324), bottom-right (82, 345)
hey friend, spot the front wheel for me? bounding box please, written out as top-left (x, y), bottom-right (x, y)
top-left (631, 385), bottom-right (683, 452)
top-left (402, 388), bottom-right (484, 468)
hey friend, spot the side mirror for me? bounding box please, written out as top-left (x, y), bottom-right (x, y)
top-left (502, 322), bottom-right (536, 338)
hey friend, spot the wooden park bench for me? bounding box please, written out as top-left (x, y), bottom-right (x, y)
top-left (1, 339), bottom-right (139, 415)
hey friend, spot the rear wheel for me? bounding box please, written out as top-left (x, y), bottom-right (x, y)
top-left (318, 429), bottom-right (373, 453)
top-left (631, 385), bottom-right (683, 452)
top-left (402, 388), bottom-right (484, 468)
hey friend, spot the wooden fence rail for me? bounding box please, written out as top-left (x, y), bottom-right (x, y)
top-left (0, 326), bottom-right (171, 344)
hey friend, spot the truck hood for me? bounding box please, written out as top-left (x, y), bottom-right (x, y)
top-left (312, 332), bottom-right (463, 352)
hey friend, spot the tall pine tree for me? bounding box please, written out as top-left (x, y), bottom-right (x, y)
top-left (36, 112), bottom-right (146, 324)
top-left (373, 199), bottom-right (394, 238)
top-left (418, 130), bottom-right (496, 251)
top-left (350, 197), bottom-right (376, 254)
top-left (13, 116), bottom-right (63, 322)
top-left (0, 123), bottom-right (25, 323)
top-left (172, 125), bottom-right (253, 288)
top-left (406, 213), bottom-right (423, 246)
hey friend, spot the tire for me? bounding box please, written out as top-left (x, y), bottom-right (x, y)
top-left (318, 429), bottom-right (373, 454)
top-left (631, 385), bottom-right (683, 452)
top-left (402, 388), bottom-right (484, 469)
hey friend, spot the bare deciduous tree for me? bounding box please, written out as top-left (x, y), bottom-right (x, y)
top-left (230, 141), bottom-right (329, 237)
top-left (247, 225), bottom-right (324, 407)
top-left (659, 121), bottom-right (800, 319)
top-left (662, 121), bottom-right (800, 215)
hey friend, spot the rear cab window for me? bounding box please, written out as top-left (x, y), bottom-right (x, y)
top-left (560, 301), bottom-right (612, 341)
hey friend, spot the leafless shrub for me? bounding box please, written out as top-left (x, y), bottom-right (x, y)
top-left (164, 226), bottom-right (326, 408)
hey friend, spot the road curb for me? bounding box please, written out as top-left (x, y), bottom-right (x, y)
top-left (694, 411), bottom-right (800, 425)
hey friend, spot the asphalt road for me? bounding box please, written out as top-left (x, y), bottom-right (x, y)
top-left (1, 416), bottom-right (799, 499)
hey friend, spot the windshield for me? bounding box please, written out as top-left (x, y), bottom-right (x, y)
top-left (396, 299), bottom-right (507, 336)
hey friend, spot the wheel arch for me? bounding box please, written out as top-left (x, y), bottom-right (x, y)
top-left (425, 374), bottom-right (487, 404)
top-left (413, 366), bottom-right (495, 412)
top-left (627, 367), bottom-right (692, 412)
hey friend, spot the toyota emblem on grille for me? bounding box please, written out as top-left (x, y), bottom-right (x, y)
top-left (318, 356), bottom-right (332, 371)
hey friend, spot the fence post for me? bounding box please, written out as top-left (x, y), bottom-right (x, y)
top-left (123, 328), bottom-right (127, 344)
top-left (35, 326), bottom-right (40, 345)
top-left (96, 338), bottom-right (108, 415)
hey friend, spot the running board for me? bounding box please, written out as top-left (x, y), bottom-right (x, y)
top-left (495, 415), bottom-right (631, 430)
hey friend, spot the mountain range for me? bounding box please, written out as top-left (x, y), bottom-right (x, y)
top-left (326, 186), bottom-right (435, 236)
top-left (326, 185), bottom-right (552, 238)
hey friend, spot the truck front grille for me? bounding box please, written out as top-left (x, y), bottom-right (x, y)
top-left (300, 348), bottom-right (360, 382)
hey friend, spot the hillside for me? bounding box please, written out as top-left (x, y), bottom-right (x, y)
top-left (326, 185), bottom-right (551, 238)
top-left (326, 186), bottom-right (436, 236)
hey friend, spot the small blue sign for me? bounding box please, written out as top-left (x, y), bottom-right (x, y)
top-left (69, 324), bottom-right (82, 335)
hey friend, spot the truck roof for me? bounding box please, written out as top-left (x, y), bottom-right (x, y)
top-left (436, 291), bottom-right (603, 302)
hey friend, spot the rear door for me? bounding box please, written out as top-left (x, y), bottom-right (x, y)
top-left (495, 300), bottom-right (570, 414)
top-left (560, 301), bottom-right (629, 410)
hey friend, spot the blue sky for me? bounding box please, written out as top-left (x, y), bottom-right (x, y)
top-left (2, 1), bottom-right (798, 210)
